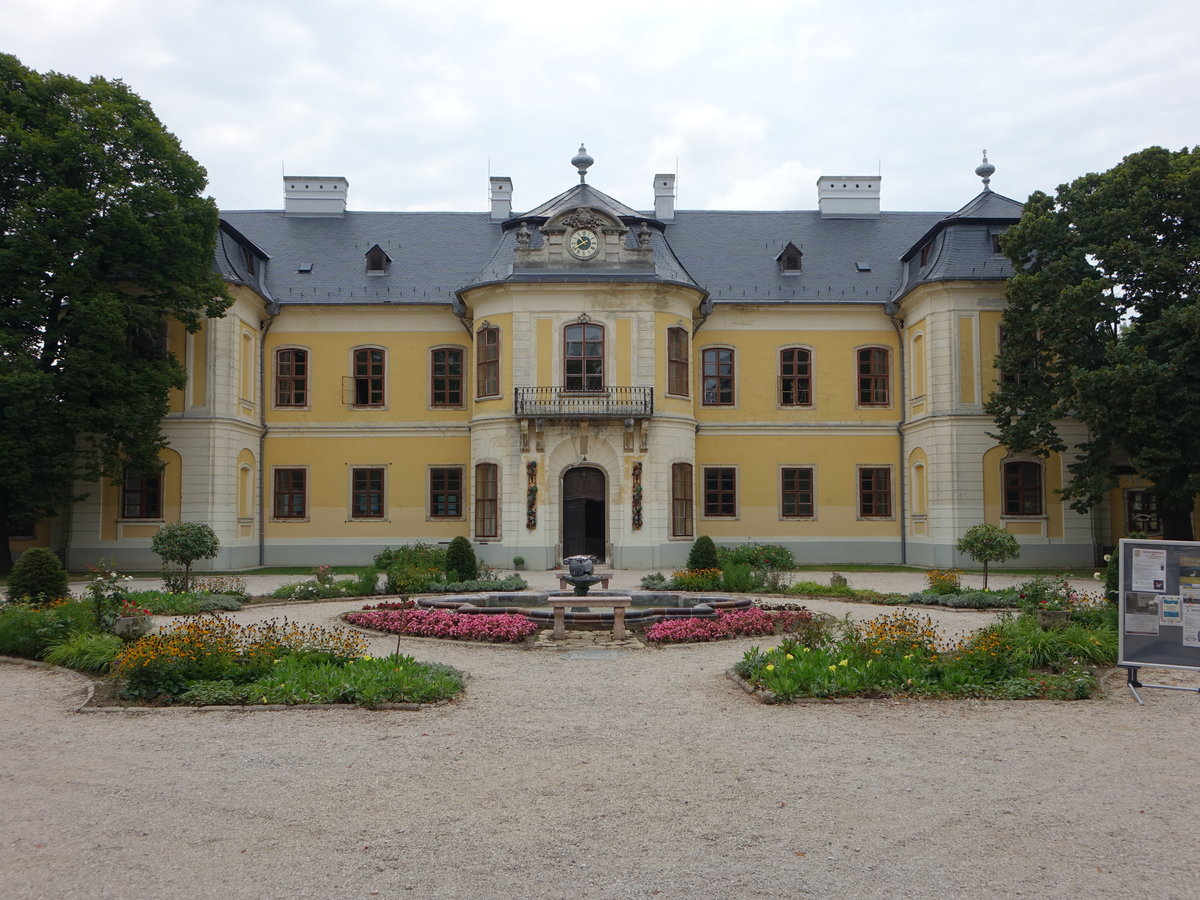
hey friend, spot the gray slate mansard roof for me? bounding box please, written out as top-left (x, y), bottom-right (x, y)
top-left (216, 182), bottom-right (1019, 310)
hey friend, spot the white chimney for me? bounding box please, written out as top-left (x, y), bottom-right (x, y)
top-left (490, 176), bottom-right (513, 221)
top-left (654, 173), bottom-right (675, 221)
top-left (817, 176), bottom-right (881, 218)
top-left (284, 176), bottom-right (349, 217)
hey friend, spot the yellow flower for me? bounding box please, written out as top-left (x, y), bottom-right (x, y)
top-left (839, 659), bottom-right (849, 667)
top-left (766, 664), bottom-right (775, 671)
top-left (828, 664), bottom-right (837, 672)
top-left (785, 653), bottom-right (794, 660)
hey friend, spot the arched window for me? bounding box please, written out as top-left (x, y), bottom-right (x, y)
top-left (702, 347), bottom-right (734, 406)
top-left (667, 327), bottom-right (689, 397)
top-left (475, 463), bottom-right (499, 538)
top-left (564, 323), bottom-right (604, 392)
top-left (477, 326), bottom-right (500, 398)
top-left (430, 347), bottom-right (464, 407)
top-left (857, 347), bottom-right (890, 406)
top-left (1003, 461), bottom-right (1042, 516)
top-left (275, 348), bottom-right (308, 407)
top-left (779, 348), bottom-right (812, 406)
top-left (671, 463), bottom-right (693, 537)
top-left (352, 347), bottom-right (385, 407)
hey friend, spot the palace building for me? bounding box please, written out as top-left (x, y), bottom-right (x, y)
top-left (15, 149), bottom-right (1159, 572)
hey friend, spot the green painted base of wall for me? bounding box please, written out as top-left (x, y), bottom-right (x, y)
top-left (906, 541), bottom-right (1098, 570)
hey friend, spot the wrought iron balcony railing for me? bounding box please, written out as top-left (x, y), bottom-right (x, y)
top-left (514, 386), bottom-right (654, 419)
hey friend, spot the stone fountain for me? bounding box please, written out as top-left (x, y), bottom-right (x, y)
top-left (562, 554), bottom-right (602, 596)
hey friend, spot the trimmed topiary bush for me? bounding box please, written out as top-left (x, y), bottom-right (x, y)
top-left (444, 536), bottom-right (478, 583)
top-left (687, 535), bottom-right (719, 571)
top-left (6, 547), bottom-right (69, 604)
top-left (151, 522), bottom-right (220, 593)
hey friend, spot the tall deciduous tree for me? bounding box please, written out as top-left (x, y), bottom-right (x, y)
top-left (0, 55), bottom-right (229, 572)
top-left (987, 146), bottom-right (1200, 539)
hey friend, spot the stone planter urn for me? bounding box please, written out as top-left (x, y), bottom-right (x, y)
top-left (113, 615), bottom-right (152, 639)
top-left (1035, 609), bottom-right (1071, 630)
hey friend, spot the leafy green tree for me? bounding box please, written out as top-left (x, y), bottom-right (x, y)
top-left (0, 55), bottom-right (230, 572)
top-left (987, 146), bottom-right (1200, 539)
top-left (151, 522), bottom-right (219, 593)
top-left (955, 524), bottom-right (1021, 591)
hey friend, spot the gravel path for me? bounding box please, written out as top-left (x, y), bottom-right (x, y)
top-left (4, 572), bottom-right (1199, 898)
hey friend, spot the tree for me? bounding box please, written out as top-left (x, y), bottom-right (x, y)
top-left (955, 524), bottom-right (1020, 591)
top-left (0, 55), bottom-right (230, 572)
top-left (987, 146), bottom-right (1200, 539)
top-left (151, 522), bottom-right (219, 593)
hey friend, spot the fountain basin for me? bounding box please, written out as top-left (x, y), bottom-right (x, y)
top-left (414, 592), bottom-right (750, 627)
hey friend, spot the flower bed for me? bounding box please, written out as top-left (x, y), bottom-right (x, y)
top-left (645, 607), bottom-right (825, 644)
top-left (733, 608), bottom-right (1116, 702)
top-left (345, 607), bottom-right (540, 643)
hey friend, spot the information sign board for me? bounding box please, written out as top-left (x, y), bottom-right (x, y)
top-left (1118, 538), bottom-right (1200, 671)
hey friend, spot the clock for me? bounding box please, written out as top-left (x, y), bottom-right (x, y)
top-left (569, 228), bottom-right (599, 259)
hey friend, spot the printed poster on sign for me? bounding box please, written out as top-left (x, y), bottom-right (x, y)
top-left (1124, 591), bottom-right (1160, 635)
top-left (1159, 595), bottom-right (1182, 627)
top-left (1183, 598), bottom-right (1200, 648)
top-left (1131, 547), bottom-right (1167, 592)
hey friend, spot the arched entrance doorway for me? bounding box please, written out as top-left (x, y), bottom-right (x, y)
top-left (562, 466), bottom-right (606, 561)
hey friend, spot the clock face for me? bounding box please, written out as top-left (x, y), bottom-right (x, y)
top-left (570, 228), bottom-right (598, 259)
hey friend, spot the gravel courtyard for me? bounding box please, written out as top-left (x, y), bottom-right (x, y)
top-left (3, 572), bottom-right (1199, 898)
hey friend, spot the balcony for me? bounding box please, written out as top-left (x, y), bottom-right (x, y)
top-left (513, 386), bottom-right (654, 419)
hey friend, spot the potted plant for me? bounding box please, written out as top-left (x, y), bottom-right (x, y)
top-left (112, 598), bottom-right (153, 638)
top-left (512, 556), bottom-right (526, 571)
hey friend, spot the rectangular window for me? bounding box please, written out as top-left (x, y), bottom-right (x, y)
top-left (779, 348), bottom-right (811, 406)
top-left (273, 469), bottom-right (306, 519)
top-left (431, 348), bottom-right (464, 407)
top-left (668, 327), bottom-right (689, 397)
top-left (477, 327), bottom-right (500, 398)
top-left (858, 467), bottom-right (891, 518)
top-left (351, 468), bottom-right (384, 519)
top-left (671, 462), bottom-right (694, 537)
top-left (430, 467), bottom-right (463, 518)
top-left (564, 323), bottom-right (604, 392)
top-left (1126, 490), bottom-right (1161, 534)
top-left (703, 467), bottom-right (736, 517)
top-left (122, 471), bottom-right (163, 519)
top-left (702, 348), bottom-right (734, 406)
top-left (275, 348), bottom-right (308, 407)
top-left (474, 463), bottom-right (499, 538)
top-left (781, 467), bottom-right (814, 518)
top-left (857, 348), bottom-right (889, 406)
top-left (1003, 461), bottom-right (1043, 516)
top-left (353, 348), bottom-right (385, 407)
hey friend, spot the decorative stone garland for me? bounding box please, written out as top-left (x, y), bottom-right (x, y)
top-left (631, 461), bottom-right (643, 530)
top-left (526, 459), bottom-right (538, 529)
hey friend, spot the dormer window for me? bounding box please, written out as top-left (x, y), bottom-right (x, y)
top-left (777, 242), bottom-right (802, 273)
top-left (990, 231), bottom-right (1005, 254)
top-left (365, 244), bottom-right (391, 274)
top-left (919, 241), bottom-right (935, 268)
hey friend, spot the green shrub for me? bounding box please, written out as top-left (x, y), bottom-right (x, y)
top-left (236, 654), bottom-right (464, 707)
top-left (178, 679), bottom-right (249, 706)
top-left (904, 589), bottom-right (1018, 609)
top-left (0, 601), bottom-right (95, 659)
top-left (384, 566), bottom-right (442, 595)
top-left (640, 572), bottom-right (670, 590)
top-left (190, 575), bottom-right (249, 599)
top-left (444, 536), bottom-right (478, 583)
top-left (348, 567), bottom-right (381, 596)
top-left (717, 543), bottom-right (794, 571)
top-left (43, 632), bottom-right (124, 672)
top-left (721, 562), bottom-right (755, 592)
top-left (6, 548), bottom-right (68, 604)
top-left (129, 590), bottom-right (243, 615)
top-left (686, 536), bottom-right (720, 571)
top-left (374, 543), bottom-right (446, 572)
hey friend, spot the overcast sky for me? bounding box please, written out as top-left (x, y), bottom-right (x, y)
top-left (3, 0), bottom-right (1197, 216)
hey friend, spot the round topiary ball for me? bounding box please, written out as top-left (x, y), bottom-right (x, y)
top-left (7, 547), bottom-right (69, 604)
